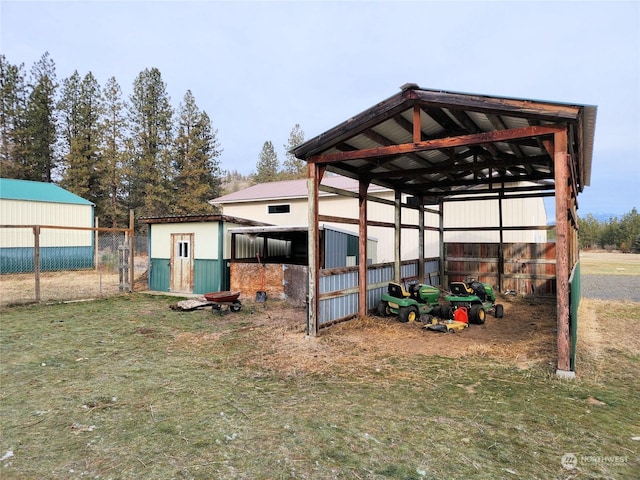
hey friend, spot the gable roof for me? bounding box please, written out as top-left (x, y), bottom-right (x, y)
top-left (210, 176), bottom-right (388, 205)
top-left (292, 84), bottom-right (597, 199)
top-left (0, 178), bottom-right (94, 205)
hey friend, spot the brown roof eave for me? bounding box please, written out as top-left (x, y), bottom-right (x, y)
top-left (139, 214), bottom-right (272, 227)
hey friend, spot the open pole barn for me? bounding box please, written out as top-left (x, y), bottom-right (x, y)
top-left (0, 178), bottom-right (95, 273)
top-left (292, 84), bottom-right (596, 378)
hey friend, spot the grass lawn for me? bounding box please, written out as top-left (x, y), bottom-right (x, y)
top-left (0, 254), bottom-right (638, 479)
top-left (580, 251), bottom-right (640, 276)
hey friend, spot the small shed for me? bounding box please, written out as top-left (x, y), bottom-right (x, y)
top-left (140, 214), bottom-right (270, 295)
top-left (0, 178), bottom-right (95, 273)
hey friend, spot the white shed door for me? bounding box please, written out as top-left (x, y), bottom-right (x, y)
top-left (170, 233), bottom-right (194, 293)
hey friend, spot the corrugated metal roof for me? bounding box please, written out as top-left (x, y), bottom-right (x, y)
top-left (0, 178), bottom-right (94, 205)
top-left (292, 84), bottom-right (597, 199)
top-left (210, 176), bottom-right (387, 204)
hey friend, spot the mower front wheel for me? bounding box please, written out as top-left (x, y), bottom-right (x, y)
top-left (398, 306), bottom-right (419, 323)
top-left (494, 304), bottom-right (504, 318)
top-left (470, 304), bottom-right (486, 324)
top-left (377, 300), bottom-right (391, 317)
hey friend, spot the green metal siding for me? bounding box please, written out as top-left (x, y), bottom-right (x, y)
top-left (194, 259), bottom-right (220, 294)
top-left (195, 259), bottom-right (231, 294)
top-left (0, 246), bottom-right (93, 273)
top-left (150, 258), bottom-right (170, 292)
top-left (148, 258), bottom-right (230, 294)
top-left (569, 261), bottom-right (581, 371)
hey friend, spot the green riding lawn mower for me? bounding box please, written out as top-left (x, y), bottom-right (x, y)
top-left (440, 279), bottom-right (504, 324)
top-left (376, 281), bottom-right (441, 322)
top-left (377, 278), bottom-right (503, 325)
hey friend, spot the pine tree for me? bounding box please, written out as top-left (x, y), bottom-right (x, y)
top-left (0, 55), bottom-right (29, 178)
top-left (127, 67), bottom-right (174, 219)
top-left (282, 123), bottom-right (306, 179)
top-left (25, 52), bottom-right (57, 182)
top-left (101, 77), bottom-right (129, 227)
top-left (58, 71), bottom-right (103, 205)
top-left (253, 140), bottom-right (279, 184)
top-left (173, 90), bottom-right (223, 214)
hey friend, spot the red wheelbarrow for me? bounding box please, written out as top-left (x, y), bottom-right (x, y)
top-left (171, 291), bottom-right (242, 313)
top-left (204, 291), bottom-right (242, 312)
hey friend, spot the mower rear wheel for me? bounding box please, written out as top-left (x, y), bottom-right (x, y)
top-left (398, 306), bottom-right (418, 323)
top-left (377, 300), bottom-right (391, 317)
top-left (470, 304), bottom-right (486, 324)
top-left (440, 302), bottom-right (453, 319)
top-left (494, 304), bottom-right (504, 318)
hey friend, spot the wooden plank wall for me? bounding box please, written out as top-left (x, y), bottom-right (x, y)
top-left (445, 242), bottom-right (556, 296)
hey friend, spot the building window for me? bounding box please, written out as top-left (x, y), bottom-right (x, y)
top-left (177, 241), bottom-right (190, 258)
top-left (268, 204), bottom-right (291, 214)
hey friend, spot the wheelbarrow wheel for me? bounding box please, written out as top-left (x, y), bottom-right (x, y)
top-left (230, 300), bottom-right (242, 313)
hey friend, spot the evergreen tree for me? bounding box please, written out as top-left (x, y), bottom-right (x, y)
top-left (0, 55), bottom-right (29, 178)
top-left (127, 67), bottom-right (174, 220)
top-left (578, 213), bottom-right (603, 249)
top-left (253, 140), bottom-right (279, 184)
top-left (282, 123), bottom-right (306, 179)
top-left (58, 71), bottom-right (103, 205)
top-left (25, 52), bottom-right (57, 182)
top-left (101, 77), bottom-right (129, 227)
top-left (173, 90), bottom-right (223, 213)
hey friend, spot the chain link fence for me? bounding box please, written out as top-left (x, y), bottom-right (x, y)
top-left (0, 225), bottom-right (148, 307)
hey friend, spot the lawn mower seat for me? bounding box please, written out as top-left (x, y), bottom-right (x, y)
top-left (388, 282), bottom-right (410, 299)
top-left (469, 281), bottom-right (487, 301)
top-left (408, 284), bottom-right (423, 302)
top-left (449, 282), bottom-right (474, 296)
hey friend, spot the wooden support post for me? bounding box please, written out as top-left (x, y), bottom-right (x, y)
top-left (394, 190), bottom-right (401, 282)
top-left (359, 179), bottom-right (369, 317)
top-left (307, 164), bottom-right (321, 336)
top-left (498, 190), bottom-right (504, 292)
top-left (129, 210), bottom-right (135, 293)
top-left (413, 105), bottom-right (421, 143)
top-left (439, 199), bottom-right (445, 288)
top-left (418, 196), bottom-right (425, 283)
top-left (33, 225), bottom-right (40, 303)
top-left (554, 130), bottom-right (573, 378)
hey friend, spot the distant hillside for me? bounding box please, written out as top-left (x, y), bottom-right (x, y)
top-left (221, 171), bottom-right (252, 195)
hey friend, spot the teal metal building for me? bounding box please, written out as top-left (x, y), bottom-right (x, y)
top-left (0, 178), bottom-right (95, 273)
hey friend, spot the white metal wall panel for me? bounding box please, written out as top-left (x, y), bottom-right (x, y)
top-left (443, 197), bottom-right (547, 244)
top-left (0, 199), bottom-right (93, 247)
top-left (151, 222), bottom-right (218, 259)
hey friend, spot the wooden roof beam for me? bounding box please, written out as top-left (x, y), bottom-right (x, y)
top-left (309, 125), bottom-right (565, 164)
top-left (413, 89), bottom-right (582, 121)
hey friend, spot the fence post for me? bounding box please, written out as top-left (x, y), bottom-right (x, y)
top-left (33, 225), bottom-right (41, 302)
top-left (94, 217), bottom-right (99, 271)
top-left (129, 210), bottom-right (135, 292)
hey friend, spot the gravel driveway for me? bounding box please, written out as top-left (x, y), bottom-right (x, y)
top-left (581, 274), bottom-right (640, 302)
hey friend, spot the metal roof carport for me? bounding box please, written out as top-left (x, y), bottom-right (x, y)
top-left (292, 84), bottom-right (597, 378)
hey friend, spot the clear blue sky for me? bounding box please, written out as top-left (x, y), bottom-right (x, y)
top-left (1, 0), bottom-right (638, 216)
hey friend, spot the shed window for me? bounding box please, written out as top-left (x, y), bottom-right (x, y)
top-left (268, 204), bottom-right (291, 214)
top-left (177, 241), bottom-right (190, 258)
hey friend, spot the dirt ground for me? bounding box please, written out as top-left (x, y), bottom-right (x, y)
top-left (206, 294), bottom-right (558, 376)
